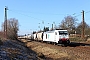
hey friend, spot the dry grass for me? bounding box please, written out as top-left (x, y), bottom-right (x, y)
top-left (26, 42), bottom-right (75, 59)
top-left (22, 39), bottom-right (90, 60)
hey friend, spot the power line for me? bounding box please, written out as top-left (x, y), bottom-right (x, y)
top-left (8, 9), bottom-right (90, 27)
top-left (8, 9), bottom-right (90, 16)
top-left (8, 9), bottom-right (45, 21)
top-left (85, 11), bottom-right (90, 14)
top-left (8, 9), bottom-right (69, 16)
top-left (9, 9), bottom-right (90, 20)
top-left (74, 14), bottom-right (82, 17)
top-left (72, 10), bottom-right (90, 18)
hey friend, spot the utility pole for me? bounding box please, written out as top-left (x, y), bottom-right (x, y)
top-left (4, 6), bottom-right (8, 39)
top-left (52, 24), bottom-right (53, 30)
top-left (81, 10), bottom-right (85, 39)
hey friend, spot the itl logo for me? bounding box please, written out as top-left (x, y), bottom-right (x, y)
top-left (48, 34), bottom-right (50, 38)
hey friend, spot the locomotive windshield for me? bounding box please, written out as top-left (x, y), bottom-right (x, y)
top-left (59, 31), bottom-right (68, 35)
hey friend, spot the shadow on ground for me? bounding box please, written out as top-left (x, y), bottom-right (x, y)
top-left (68, 42), bottom-right (90, 47)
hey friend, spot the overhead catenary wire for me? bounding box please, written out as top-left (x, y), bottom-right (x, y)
top-left (8, 9), bottom-right (72, 28)
top-left (84, 10), bottom-right (90, 14)
top-left (84, 11), bottom-right (90, 21)
top-left (8, 9), bottom-right (45, 21)
top-left (8, 9), bottom-right (69, 16)
top-left (8, 9), bottom-right (90, 17)
top-left (8, 9), bottom-right (90, 25)
top-left (7, 9), bottom-right (90, 35)
top-left (72, 10), bottom-right (90, 18)
top-left (8, 9), bottom-right (79, 22)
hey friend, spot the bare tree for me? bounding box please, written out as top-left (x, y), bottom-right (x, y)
top-left (2, 18), bottom-right (19, 40)
top-left (59, 20), bottom-right (67, 29)
top-left (59, 15), bottom-right (77, 33)
top-left (76, 21), bottom-right (90, 35)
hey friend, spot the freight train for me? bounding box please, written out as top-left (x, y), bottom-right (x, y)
top-left (18, 29), bottom-right (70, 45)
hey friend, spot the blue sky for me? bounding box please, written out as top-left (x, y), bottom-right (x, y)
top-left (0, 0), bottom-right (90, 35)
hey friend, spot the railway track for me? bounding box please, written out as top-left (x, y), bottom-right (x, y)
top-left (21, 38), bottom-right (90, 47)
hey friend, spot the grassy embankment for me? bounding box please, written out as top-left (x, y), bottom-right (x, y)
top-left (69, 37), bottom-right (89, 43)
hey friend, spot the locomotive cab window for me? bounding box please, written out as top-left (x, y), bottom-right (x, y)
top-left (59, 31), bottom-right (68, 35)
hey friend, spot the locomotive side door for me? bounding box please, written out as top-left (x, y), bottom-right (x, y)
top-left (54, 32), bottom-right (57, 41)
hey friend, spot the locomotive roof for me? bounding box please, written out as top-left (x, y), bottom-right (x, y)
top-left (44, 29), bottom-right (68, 33)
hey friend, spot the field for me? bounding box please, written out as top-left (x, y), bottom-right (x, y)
top-left (20, 39), bottom-right (90, 60)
